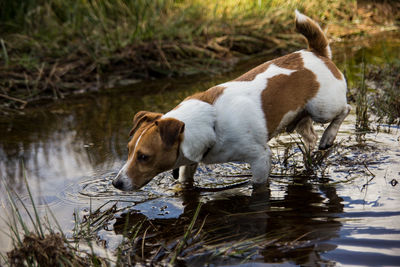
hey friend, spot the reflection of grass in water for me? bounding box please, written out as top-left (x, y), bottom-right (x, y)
top-left (0, 171), bottom-right (107, 266)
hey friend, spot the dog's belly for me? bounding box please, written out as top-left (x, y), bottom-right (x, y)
top-left (202, 96), bottom-right (268, 164)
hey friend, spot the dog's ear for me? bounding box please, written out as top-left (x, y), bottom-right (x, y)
top-left (155, 118), bottom-right (185, 148)
top-left (129, 111), bottom-right (162, 137)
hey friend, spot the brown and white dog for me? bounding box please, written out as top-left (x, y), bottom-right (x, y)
top-left (112, 10), bottom-right (351, 191)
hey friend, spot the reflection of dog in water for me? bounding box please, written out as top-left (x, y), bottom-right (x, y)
top-left (113, 178), bottom-right (343, 265)
top-left (112, 10), bottom-right (351, 191)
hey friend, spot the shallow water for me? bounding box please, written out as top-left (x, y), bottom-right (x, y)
top-left (0, 33), bottom-right (399, 265)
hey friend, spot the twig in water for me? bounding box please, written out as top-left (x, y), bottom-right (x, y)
top-left (363, 161), bottom-right (376, 178)
top-left (142, 226), bottom-right (151, 260)
top-left (361, 162), bottom-right (375, 193)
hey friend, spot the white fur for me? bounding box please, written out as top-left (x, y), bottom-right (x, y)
top-left (206, 64), bottom-right (294, 163)
top-left (300, 50), bottom-right (347, 122)
top-left (326, 45), bottom-right (332, 59)
top-left (163, 99), bottom-right (217, 162)
top-left (114, 162), bottom-right (133, 190)
top-left (274, 108), bottom-right (301, 138)
top-left (295, 9), bottom-right (308, 23)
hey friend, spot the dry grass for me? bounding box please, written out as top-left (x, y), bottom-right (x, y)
top-left (7, 233), bottom-right (89, 267)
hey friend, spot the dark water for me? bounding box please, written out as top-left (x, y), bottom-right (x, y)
top-left (1, 33), bottom-right (400, 265)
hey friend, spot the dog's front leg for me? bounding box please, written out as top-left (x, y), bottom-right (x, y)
top-left (249, 146), bottom-right (272, 191)
top-left (178, 163), bottom-right (198, 188)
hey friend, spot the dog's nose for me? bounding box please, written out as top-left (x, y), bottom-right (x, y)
top-left (112, 178), bottom-right (124, 190)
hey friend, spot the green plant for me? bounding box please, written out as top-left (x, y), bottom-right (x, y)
top-left (355, 49), bottom-right (370, 131)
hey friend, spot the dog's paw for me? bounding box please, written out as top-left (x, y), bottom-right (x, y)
top-left (319, 133), bottom-right (336, 150)
top-left (171, 182), bottom-right (194, 194)
top-left (171, 183), bottom-right (184, 193)
top-left (318, 141), bottom-right (333, 150)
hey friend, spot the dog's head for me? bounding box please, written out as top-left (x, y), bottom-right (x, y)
top-left (112, 111), bottom-right (185, 191)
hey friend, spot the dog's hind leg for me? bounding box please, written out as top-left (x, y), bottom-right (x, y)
top-left (178, 163), bottom-right (198, 188)
top-left (319, 104), bottom-right (351, 150)
top-left (250, 145), bottom-right (272, 188)
top-left (296, 116), bottom-right (318, 152)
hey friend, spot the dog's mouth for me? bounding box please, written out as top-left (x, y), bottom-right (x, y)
top-left (112, 172), bottom-right (154, 191)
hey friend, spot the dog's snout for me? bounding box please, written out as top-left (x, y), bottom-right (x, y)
top-left (112, 177), bottom-right (124, 190)
top-left (112, 168), bottom-right (135, 191)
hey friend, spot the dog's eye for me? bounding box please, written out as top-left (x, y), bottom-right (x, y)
top-left (137, 153), bottom-right (149, 162)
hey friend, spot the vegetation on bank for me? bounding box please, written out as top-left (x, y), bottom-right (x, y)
top-left (368, 60), bottom-right (400, 126)
top-left (0, 0), bottom-right (399, 111)
top-left (349, 52), bottom-right (400, 130)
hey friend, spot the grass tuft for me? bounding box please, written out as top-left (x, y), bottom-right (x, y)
top-left (0, 170), bottom-right (108, 266)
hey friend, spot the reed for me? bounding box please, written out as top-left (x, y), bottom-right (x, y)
top-left (355, 50), bottom-right (370, 131)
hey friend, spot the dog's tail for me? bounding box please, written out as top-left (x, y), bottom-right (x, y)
top-left (295, 10), bottom-right (331, 59)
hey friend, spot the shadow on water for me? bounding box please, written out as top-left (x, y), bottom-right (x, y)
top-left (114, 176), bottom-right (343, 266)
top-left (0, 32), bottom-right (400, 265)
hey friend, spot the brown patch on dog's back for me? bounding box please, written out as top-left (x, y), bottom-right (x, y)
top-left (235, 52), bottom-right (304, 82)
top-left (318, 55), bottom-right (343, 80)
top-left (262, 69), bottom-right (319, 137)
top-left (186, 52), bottom-right (306, 108)
top-left (234, 62), bottom-right (272, 82)
top-left (186, 86), bottom-right (226, 104)
top-left (272, 52), bottom-right (304, 70)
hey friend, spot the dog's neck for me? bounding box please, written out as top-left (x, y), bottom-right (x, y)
top-left (163, 99), bottom-right (217, 163)
top-left (172, 148), bottom-right (195, 169)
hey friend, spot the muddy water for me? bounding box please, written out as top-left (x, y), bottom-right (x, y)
top-left (1, 33), bottom-right (400, 265)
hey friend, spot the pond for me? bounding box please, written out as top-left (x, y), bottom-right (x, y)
top-left (1, 33), bottom-right (399, 265)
